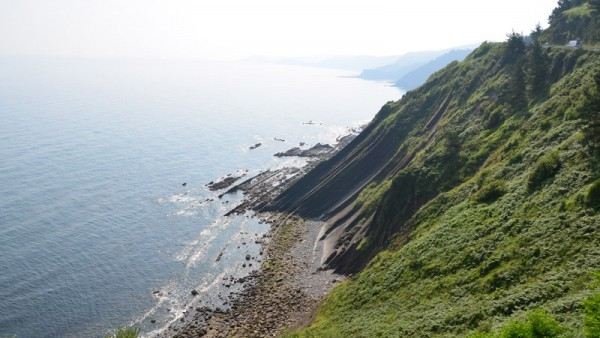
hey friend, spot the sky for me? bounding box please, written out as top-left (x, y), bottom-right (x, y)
top-left (0, 0), bottom-right (559, 60)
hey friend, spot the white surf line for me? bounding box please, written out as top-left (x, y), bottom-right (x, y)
top-left (135, 281), bottom-right (179, 338)
top-left (140, 271), bottom-right (219, 338)
top-left (142, 269), bottom-right (232, 338)
top-left (174, 197), bottom-right (234, 265)
top-left (184, 217), bottom-right (232, 268)
top-left (142, 167), bottom-right (280, 337)
top-left (140, 196), bottom-right (237, 337)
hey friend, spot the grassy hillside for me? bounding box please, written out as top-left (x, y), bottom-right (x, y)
top-left (268, 31), bottom-right (599, 272)
top-left (277, 19), bottom-right (600, 338)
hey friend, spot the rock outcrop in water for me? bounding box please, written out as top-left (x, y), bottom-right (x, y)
top-left (207, 172), bottom-right (247, 191)
top-left (274, 143), bottom-right (333, 158)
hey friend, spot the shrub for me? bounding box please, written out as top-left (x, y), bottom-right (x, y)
top-left (500, 318), bottom-right (532, 338)
top-left (486, 109), bottom-right (505, 129)
top-left (527, 310), bottom-right (564, 338)
top-left (105, 327), bottom-right (140, 338)
top-left (528, 152), bottom-right (561, 191)
top-left (585, 179), bottom-right (600, 210)
top-left (473, 180), bottom-right (507, 203)
top-left (509, 153), bottom-right (524, 165)
top-left (585, 287), bottom-right (600, 338)
top-left (474, 181), bottom-right (506, 204)
top-left (470, 310), bottom-right (564, 338)
top-left (585, 295), bottom-right (600, 338)
top-left (356, 180), bottom-right (391, 214)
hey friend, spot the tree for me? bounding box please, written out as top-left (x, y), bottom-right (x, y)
top-left (530, 24), bottom-right (544, 43)
top-left (583, 70), bottom-right (600, 154)
top-left (502, 33), bottom-right (528, 111)
top-left (504, 32), bottom-right (526, 65)
top-left (550, 0), bottom-right (576, 23)
top-left (510, 62), bottom-right (528, 111)
top-left (527, 40), bottom-right (549, 100)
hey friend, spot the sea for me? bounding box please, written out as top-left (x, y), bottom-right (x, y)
top-left (0, 56), bottom-right (401, 338)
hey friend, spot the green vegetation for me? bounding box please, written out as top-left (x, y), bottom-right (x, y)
top-left (469, 310), bottom-right (565, 338)
top-left (527, 38), bottom-right (550, 101)
top-left (504, 33), bottom-right (528, 111)
top-left (585, 286), bottom-right (600, 337)
top-left (586, 179), bottom-right (600, 209)
top-left (104, 327), bottom-right (139, 338)
top-left (472, 180), bottom-right (506, 204)
top-left (564, 3), bottom-right (592, 18)
top-left (544, 0), bottom-right (600, 45)
top-left (469, 276), bottom-right (600, 338)
top-left (581, 69), bottom-right (600, 155)
top-left (282, 3), bottom-right (600, 336)
top-left (356, 179), bottom-right (393, 213)
top-left (528, 152), bottom-right (561, 191)
top-left (335, 33), bottom-right (598, 271)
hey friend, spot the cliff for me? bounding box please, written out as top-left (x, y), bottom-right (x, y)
top-left (266, 1), bottom-right (600, 336)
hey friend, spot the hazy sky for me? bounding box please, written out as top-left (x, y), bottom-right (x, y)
top-left (1, 0), bottom-right (558, 60)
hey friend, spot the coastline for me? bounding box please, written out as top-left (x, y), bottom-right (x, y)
top-left (160, 131), bottom-right (358, 337)
top-left (172, 213), bottom-right (342, 338)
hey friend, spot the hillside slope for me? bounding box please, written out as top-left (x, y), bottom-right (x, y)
top-left (268, 39), bottom-right (600, 273)
top-left (264, 2), bottom-right (600, 337)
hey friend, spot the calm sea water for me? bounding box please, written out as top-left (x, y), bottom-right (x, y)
top-left (0, 56), bottom-right (400, 338)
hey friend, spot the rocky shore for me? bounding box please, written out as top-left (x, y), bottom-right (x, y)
top-left (172, 214), bottom-right (342, 338)
top-left (159, 129), bottom-right (364, 338)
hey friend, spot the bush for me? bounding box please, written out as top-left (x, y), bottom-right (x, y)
top-left (470, 310), bottom-right (564, 338)
top-left (500, 319), bottom-right (532, 338)
top-left (356, 180), bottom-right (392, 214)
top-left (105, 327), bottom-right (139, 338)
top-left (528, 152), bottom-right (561, 190)
top-left (473, 180), bottom-right (507, 204)
top-left (486, 110), bottom-right (505, 129)
top-left (527, 310), bottom-right (564, 338)
top-left (585, 289), bottom-right (600, 338)
top-left (585, 179), bottom-right (600, 210)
